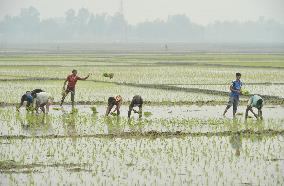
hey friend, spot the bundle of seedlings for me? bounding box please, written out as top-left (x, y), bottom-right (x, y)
top-left (103, 73), bottom-right (114, 79)
top-left (90, 106), bottom-right (98, 114)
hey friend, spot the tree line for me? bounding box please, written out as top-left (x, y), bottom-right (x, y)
top-left (0, 6), bottom-right (283, 43)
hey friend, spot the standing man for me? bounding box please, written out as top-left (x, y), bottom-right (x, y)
top-left (223, 73), bottom-right (243, 117)
top-left (60, 69), bottom-right (90, 108)
top-left (245, 95), bottom-right (263, 120)
top-left (128, 95), bottom-right (143, 118)
top-left (105, 95), bottom-right (122, 116)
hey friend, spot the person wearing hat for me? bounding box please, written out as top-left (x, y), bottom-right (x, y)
top-left (60, 69), bottom-right (90, 108)
top-left (17, 89), bottom-right (44, 111)
top-left (245, 95), bottom-right (263, 120)
top-left (128, 95), bottom-right (143, 118)
top-left (105, 95), bottom-right (123, 116)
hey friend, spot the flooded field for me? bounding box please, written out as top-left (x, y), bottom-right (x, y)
top-left (0, 105), bottom-right (284, 136)
top-left (1, 49), bottom-right (284, 185)
top-left (1, 104), bottom-right (284, 185)
top-left (1, 135), bottom-right (283, 185)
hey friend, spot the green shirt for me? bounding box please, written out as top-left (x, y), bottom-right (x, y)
top-left (248, 95), bottom-right (263, 108)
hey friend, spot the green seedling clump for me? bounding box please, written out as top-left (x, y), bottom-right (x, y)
top-left (71, 108), bottom-right (78, 114)
top-left (103, 73), bottom-right (114, 79)
top-left (241, 89), bottom-right (250, 96)
top-left (236, 113), bottom-right (244, 116)
top-left (144, 112), bottom-right (152, 117)
top-left (53, 107), bottom-right (63, 111)
top-left (0, 161), bottom-right (17, 169)
top-left (90, 106), bottom-right (98, 114)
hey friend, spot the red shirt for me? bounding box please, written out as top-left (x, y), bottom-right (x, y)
top-left (67, 74), bottom-right (82, 88)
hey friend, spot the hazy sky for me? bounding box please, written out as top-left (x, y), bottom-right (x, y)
top-left (0, 0), bottom-right (283, 25)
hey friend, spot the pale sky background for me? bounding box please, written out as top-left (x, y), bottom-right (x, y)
top-left (0, 0), bottom-right (283, 25)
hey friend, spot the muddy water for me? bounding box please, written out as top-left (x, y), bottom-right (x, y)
top-left (0, 105), bottom-right (283, 185)
top-left (51, 104), bottom-right (284, 120)
top-left (0, 135), bottom-right (283, 185)
top-left (0, 105), bottom-right (283, 137)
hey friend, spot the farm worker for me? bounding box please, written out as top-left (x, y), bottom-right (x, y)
top-left (245, 95), bottom-right (263, 120)
top-left (60, 69), bottom-right (90, 108)
top-left (128, 95), bottom-right (143, 118)
top-left (105, 95), bottom-right (123, 116)
top-left (223, 72), bottom-right (243, 117)
top-left (17, 89), bottom-right (44, 111)
top-left (34, 91), bottom-right (53, 114)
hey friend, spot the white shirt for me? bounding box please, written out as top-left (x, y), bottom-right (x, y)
top-left (35, 92), bottom-right (51, 105)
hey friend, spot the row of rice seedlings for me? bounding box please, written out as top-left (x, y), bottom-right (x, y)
top-left (0, 106), bottom-right (283, 138)
top-left (1, 133), bottom-right (283, 185)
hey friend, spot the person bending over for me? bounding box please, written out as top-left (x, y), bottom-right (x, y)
top-left (128, 95), bottom-right (143, 118)
top-left (245, 95), bottom-right (263, 120)
top-left (105, 95), bottom-right (122, 116)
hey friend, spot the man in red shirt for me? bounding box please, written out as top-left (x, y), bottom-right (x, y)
top-left (60, 69), bottom-right (90, 108)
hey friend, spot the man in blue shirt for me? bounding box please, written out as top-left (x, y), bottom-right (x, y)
top-left (223, 73), bottom-right (243, 117)
top-left (16, 89), bottom-right (44, 111)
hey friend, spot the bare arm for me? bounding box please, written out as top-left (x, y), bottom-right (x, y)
top-left (78, 73), bottom-right (90, 80)
top-left (105, 105), bottom-right (113, 116)
top-left (63, 78), bottom-right (68, 89)
top-left (17, 96), bottom-right (25, 111)
top-left (246, 106), bottom-right (258, 119)
top-left (113, 101), bottom-right (122, 112)
top-left (17, 100), bottom-right (24, 110)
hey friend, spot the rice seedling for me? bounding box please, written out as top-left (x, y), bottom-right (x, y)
top-left (103, 73), bottom-right (114, 79)
top-left (90, 106), bottom-right (98, 114)
top-left (144, 112), bottom-right (152, 117)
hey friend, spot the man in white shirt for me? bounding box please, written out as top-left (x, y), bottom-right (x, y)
top-left (34, 92), bottom-right (53, 114)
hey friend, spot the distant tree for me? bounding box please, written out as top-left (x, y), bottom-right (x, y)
top-left (88, 13), bottom-right (108, 41)
top-left (0, 6), bottom-right (283, 43)
top-left (107, 13), bottom-right (127, 41)
top-left (77, 8), bottom-right (90, 25)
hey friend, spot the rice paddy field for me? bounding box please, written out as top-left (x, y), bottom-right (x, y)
top-left (0, 44), bottom-right (284, 185)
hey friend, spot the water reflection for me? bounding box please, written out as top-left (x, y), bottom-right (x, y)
top-left (62, 112), bottom-right (77, 144)
top-left (17, 112), bottom-right (53, 136)
top-left (104, 116), bottom-right (122, 134)
top-left (229, 134), bottom-right (242, 156)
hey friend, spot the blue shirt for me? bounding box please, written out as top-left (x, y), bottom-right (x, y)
top-left (26, 94), bottom-right (33, 103)
top-left (230, 80), bottom-right (242, 97)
